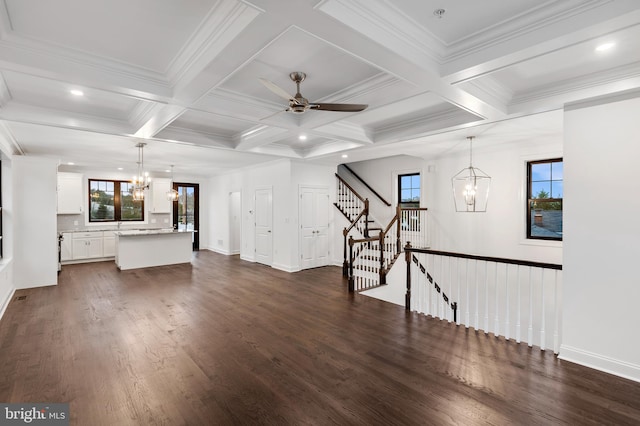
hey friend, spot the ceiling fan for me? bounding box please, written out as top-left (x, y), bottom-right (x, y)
top-left (259, 72), bottom-right (368, 114)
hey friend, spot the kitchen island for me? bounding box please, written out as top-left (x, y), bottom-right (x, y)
top-left (114, 229), bottom-right (194, 270)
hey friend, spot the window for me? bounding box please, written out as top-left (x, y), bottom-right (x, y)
top-left (527, 159), bottom-right (563, 240)
top-left (89, 179), bottom-right (144, 222)
top-left (398, 173), bottom-right (420, 208)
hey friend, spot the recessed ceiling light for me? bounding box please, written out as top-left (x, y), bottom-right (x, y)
top-left (70, 89), bottom-right (84, 96)
top-left (595, 42), bottom-right (615, 52)
top-left (341, 154), bottom-right (348, 159)
top-left (165, 169), bottom-right (171, 173)
top-left (298, 134), bottom-right (307, 141)
top-left (117, 167), bottom-right (123, 171)
top-left (67, 162), bottom-right (75, 165)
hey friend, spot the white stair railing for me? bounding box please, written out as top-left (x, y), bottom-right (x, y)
top-left (404, 246), bottom-right (562, 353)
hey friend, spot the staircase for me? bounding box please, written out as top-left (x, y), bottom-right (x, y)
top-left (335, 173), bottom-right (429, 292)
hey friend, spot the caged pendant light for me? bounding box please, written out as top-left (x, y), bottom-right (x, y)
top-left (131, 142), bottom-right (151, 201)
top-left (166, 165), bottom-right (179, 201)
top-left (452, 136), bottom-right (491, 212)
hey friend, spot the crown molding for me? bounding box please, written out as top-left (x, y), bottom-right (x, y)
top-left (317, 0), bottom-right (443, 69)
top-left (318, 72), bottom-right (399, 104)
top-left (313, 121), bottom-right (372, 144)
top-left (0, 71), bottom-right (12, 107)
top-left (247, 142), bottom-right (301, 158)
top-left (445, 1), bottom-right (603, 60)
top-left (373, 107), bottom-right (481, 142)
top-left (156, 125), bottom-right (235, 149)
top-left (0, 101), bottom-right (136, 135)
top-left (510, 61), bottom-right (640, 107)
top-left (203, 88), bottom-right (281, 118)
top-left (165, 0), bottom-right (261, 86)
top-left (127, 101), bottom-right (159, 130)
top-left (0, 120), bottom-right (24, 156)
top-left (301, 138), bottom-right (363, 158)
top-left (458, 76), bottom-right (513, 111)
top-left (0, 32), bottom-right (168, 84)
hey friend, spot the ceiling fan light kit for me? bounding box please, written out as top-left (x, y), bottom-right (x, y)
top-left (260, 71), bottom-right (368, 115)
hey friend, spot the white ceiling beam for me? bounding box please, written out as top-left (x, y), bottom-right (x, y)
top-left (0, 102), bottom-right (136, 136)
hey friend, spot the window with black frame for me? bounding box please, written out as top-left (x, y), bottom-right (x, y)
top-left (89, 179), bottom-right (144, 222)
top-left (527, 159), bottom-right (563, 240)
top-left (398, 173), bottom-right (420, 208)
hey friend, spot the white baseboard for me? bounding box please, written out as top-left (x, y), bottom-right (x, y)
top-left (0, 286), bottom-right (15, 321)
top-left (559, 344), bottom-right (640, 383)
top-left (272, 263), bottom-right (300, 273)
top-left (208, 246), bottom-right (231, 255)
top-left (240, 255), bottom-right (255, 263)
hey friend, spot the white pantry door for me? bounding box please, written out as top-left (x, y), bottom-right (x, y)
top-left (299, 186), bottom-right (330, 270)
top-left (254, 187), bottom-right (273, 266)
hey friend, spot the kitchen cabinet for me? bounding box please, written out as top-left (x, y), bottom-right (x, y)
top-left (57, 172), bottom-right (84, 214)
top-left (103, 231), bottom-right (116, 257)
top-left (72, 231), bottom-right (104, 260)
top-left (61, 232), bottom-right (73, 261)
top-left (151, 178), bottom-right (172, 213)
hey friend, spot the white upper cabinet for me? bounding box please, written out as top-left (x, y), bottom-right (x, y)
top-left (57, 172), bottom-right (84, 214)
top-left (151, 178), bottom-right (172, 214)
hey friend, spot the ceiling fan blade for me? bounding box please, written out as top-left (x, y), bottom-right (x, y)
top-left (259, 78), bottom-right (300, 104)
top-left (309, 103), bottom-right (368, 112)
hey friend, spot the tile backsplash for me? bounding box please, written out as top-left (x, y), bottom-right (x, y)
top-left (57, 213), bottom-right (172, 232)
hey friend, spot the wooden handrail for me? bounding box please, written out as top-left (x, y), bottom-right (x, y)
top-left (342, 165), bottom-right (392, 206)
top-left (349, 236), bottom-right (379, 245)
top-left (404, 246), bottom-right (562, 270)
top-left (381, 214), bottom-right (398, 235)
top-left (343, 207), bottom-right (368, 236)
top-left (335, 173), bottom-right (366, 203)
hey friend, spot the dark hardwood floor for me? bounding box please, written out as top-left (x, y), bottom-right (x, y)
top-left (1, 251), bottom-right (639, 425)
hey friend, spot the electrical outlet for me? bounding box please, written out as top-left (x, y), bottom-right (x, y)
top-left (151, 218), bottom-right (157, 224)
top-left (163, 218), bottom-right (169, 223)
top-left (73, 220), bottom-right (78, 226)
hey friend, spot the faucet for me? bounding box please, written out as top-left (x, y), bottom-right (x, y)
top-left (117, 221), bottom-right (123, 230)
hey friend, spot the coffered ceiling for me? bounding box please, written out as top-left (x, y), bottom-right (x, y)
top-left (0, 0), bottom-right (639, 176)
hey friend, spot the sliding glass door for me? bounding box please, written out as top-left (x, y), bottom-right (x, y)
top-left (172, 183), bottom-right (199, 250)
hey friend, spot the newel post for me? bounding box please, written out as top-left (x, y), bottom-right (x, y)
top-left (396, 205), bottom-right (402, 254)
top-left (379, 232), bottom-right (386, 285)
top-left (348, 236), bottom-right (355, 292)
top-left (342, 228), bottom-right (349, 277)
top-left (364, 198), bottom-right (370, 237)
top-left (405, 241), bottom-right (412, 310)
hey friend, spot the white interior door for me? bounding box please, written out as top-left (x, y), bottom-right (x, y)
top-left (299, 186), bottom-right (330, 270)
top-left (229, 191), bottom-right (241, 254)
top-left (254, 187), bottom-right (273, 265)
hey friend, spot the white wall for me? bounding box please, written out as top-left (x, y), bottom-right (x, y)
top-left (561, 94), bottom-right (640, 382)
top-left (430, 139), bottom-right (563, 264)
top-left (13, 157), bottom-right (58, 289)
top-left (208, 171), bottom-right (242, 255)
top-left (207, 159), bottom-right (336, 272)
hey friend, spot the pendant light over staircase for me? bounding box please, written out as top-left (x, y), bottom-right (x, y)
top-left (451, 136), bottom-right (491, 212)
